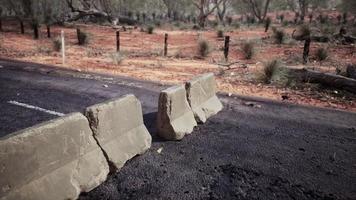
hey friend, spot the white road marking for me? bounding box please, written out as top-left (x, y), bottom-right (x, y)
top-left (8, 101), bottom-right (65, 117)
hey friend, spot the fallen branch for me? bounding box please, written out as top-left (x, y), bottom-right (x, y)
top-left (290, 68), bottom-right (356, 93)
top-left (216, 61), bottom-right (247, 70)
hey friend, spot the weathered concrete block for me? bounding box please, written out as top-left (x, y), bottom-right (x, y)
top-left (186, 73), bottom-right (223, 123)
top-left (157, 85), bottom-right (197, 140)
top-left (0, 113), bottom-right (109, 200)
top-left (85, 94), bottom-right (151, 171)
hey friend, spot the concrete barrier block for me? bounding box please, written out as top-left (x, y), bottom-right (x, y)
top-left (157, 85), bottom-right (197, 140)
top-left (0, 113), bottom-right (109, 200)
top-left (186, 73), bottom-right (223, 123)
top-left (85, 94), bottom-right (151, 171)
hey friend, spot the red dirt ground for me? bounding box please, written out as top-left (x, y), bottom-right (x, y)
top-left (0, 21), bottom-right (355, 112)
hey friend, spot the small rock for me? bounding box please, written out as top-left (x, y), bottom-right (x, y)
top-left (76, 69), bottom-right (82, 72)
top-left (334, 90), bottom-right (338, 94)
top-left (281, 95), bottom-right (289, 101)
top-left (244, 102), bottom-right (261, 108)
top-left (157, 147), bottom-right (163, 154)
top-left (0, 65), bottom-right (3, 69)
top-left (103, 84), bottom-right (108, 88)
top-left (228, 93), bottom-right (232, 97)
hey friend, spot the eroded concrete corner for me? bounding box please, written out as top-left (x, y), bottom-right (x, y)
top-left (85, 94), bottom-right (152, 171)
top-left (0, 113), bottom-right (109, 200)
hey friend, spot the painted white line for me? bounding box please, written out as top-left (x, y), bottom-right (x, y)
top-left (8, 101), bottom-right (65, 117)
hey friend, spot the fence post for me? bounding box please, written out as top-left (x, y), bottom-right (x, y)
top-left (303, 38), bottom-right (311, 64)
top-left (20, 21), bottom-right (24, 34)
top-left (76, 28), bottom-right (81, 44)
top-left (164, 33), bottom-right (168, 57)
top-left (47, 25), bottom-right (51, 38)
top-left (61, 30), bottom-right (65, 65)
top-left (116, 31), bottom-right (120, 52)
top-left (224, 36), bottom-right (230, 61)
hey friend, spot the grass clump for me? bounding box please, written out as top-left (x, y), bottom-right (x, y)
top-left (241, 41), bottom-right (255, 60)
top-left (52, 37), bottom-right (61, 52)
top-left (261, 60), bottom-right (279, 83)
top-left (258, 60), bottom-right (292, 86)
top-left (315, 47), bottom-right (328, 61)
top-left (147, 26), bottom-right (154, 34)
top-left (273, 29), bottom-right (286, 44)
top-left (109, 52), bottom-right (126, 65)
top-left (77, 29), bottom-right (89, 45)
top-left (217, 29), bottom-right (224, 38)
top-left (197, 39), bottom-right (210, 58)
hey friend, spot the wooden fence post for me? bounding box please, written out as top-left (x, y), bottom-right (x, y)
top-left (116, 31), bottom-right (120, 52)
top-left (61, 30), bottom-right (65, 65)
top-left (20, 20), bottom-right (24, 34)
top-left (164, 33), bottom-right (168, 57)
top-left (76, 28), bottom-right (81, 44)
top-left (303, 38), bottom-right (311, 64)
top-left (47, 25), bottom-right (51, 38)
top-left (224, 36), bottom-right (230, 61)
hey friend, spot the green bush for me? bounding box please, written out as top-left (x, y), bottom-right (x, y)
top-left (297, 24), bottom-right (311, 39)
top-left (197, 39), bottom-right (210, 58)
top-left (147, 26), bottom-right (154, 34)
top-left (273, 29), bottom-right (285, 44)
top-left (109, 52), bottom-right (126, 65)
top-left (53, 37), bottom-right (61, 52)
top-left (217, 29), bottom-right (224, 38)
top-left (77, 29), bottom-right (89, 45)
top-left (315, 48), bottom-right (328, 61)
top-left (261, 60), bottom-right (279, 84)
top-left (241, 42), bottom-right (255, 59)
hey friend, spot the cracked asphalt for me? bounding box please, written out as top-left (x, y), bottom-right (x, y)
top-left (0, 59), bottom-right (355, 200)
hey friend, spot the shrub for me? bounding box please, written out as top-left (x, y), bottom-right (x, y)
top-left (53, 37), bottom-right (61, 52)
top-left (36, 46), bottom-right (52, 55)
top-left (232, 22), bottom-right (240, 29)
top-left (315, 48), bottom-right (328, 61)
top-left (217, 29), bottom-right (224, 38)
top-left (273, 29), bottom-right (285, 44)
top-left (282, 21), bottom-right (289, 27)
top-left (109, 52), bottom-right (126, 65)
top-left (77, 29), bottom-right (89, 45)
top-left (197, 39), bottom-right (210, 58)
top-left (279, 14), bottom-right (285, 23)
top-left (319, 14), bottom-right (328, 24)
top-left (147, 26), bottom-right (154, 34)
top-left (261, 60), bottom-right (279, 84)
top-left (265, 17), bottom-right (272, 32)
top-left (226, 16), bottom-right (233, 25)
top-left (297, 24), bottom-right (311, 39)
top-left (241, 42), bottom-right (255, 59)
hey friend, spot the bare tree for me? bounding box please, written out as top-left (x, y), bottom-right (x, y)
top-left (215, 0), bottom-right (231, 25)
top-left (242, 0), bottom-right (271, 22)
top-left (193, 0), bottom-right (223, 27)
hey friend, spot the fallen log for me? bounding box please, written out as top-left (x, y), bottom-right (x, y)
top-left (290, 68), bottom-right (356, 93)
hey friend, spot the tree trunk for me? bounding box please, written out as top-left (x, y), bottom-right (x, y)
top-left (32, 23), bottom-right (39, 39)
top-left (303, 38), bottom-right (311, 64)
top-left (198, 15), bottom-right (206, 28)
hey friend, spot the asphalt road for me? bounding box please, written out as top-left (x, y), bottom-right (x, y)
top-left (0, 59), bottom-right (355, 200)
